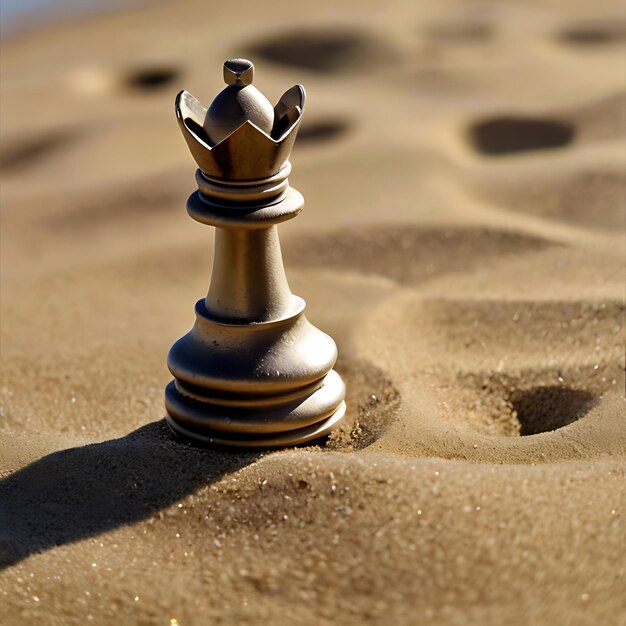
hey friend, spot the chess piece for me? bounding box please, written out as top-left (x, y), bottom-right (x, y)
top-left (165, 58), bottom-right (346, 447)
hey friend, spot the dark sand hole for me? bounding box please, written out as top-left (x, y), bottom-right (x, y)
top-left (468, 117), bottom-right (575, 155)
top-left (125, 67), bottom-right (180, 91)
top-left (298, 119), bottom-right (350, 144)
top-left (247, 29), bottom-right (392, 73)
top-left (558, 22), bottom-right (626, 45)
top-left (325, 357), bottom-right (400, 451)
top-left (0, 131), bottom-right (76, 172)
top-left (511, 386), bottom-right (598, 436)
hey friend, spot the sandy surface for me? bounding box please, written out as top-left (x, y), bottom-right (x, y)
top-left (1, 0), bottom-right (625, 624)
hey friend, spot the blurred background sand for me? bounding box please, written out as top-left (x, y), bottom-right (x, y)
top-left (1, 0), bottom-right (625, 624)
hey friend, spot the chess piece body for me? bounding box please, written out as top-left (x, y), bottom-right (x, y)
top-left (165, 59), bottom-right (346, 447)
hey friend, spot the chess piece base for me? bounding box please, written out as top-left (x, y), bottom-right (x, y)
top-left (165, 375), bottom-right (346, 448)
top-left (165, 296), bottom-right (346, 448)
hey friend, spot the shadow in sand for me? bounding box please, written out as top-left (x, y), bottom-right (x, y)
top-left (0, 420), bottom-right (259, 569)
top-left (0, 129), bottom-right (78, 172)
top-left (511, 386), bottom-right (598, 436)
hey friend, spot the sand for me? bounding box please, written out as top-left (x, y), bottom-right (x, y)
top-left (1, 0), bottom-right (625, 624)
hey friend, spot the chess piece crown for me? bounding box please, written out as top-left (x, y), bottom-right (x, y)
top-left (176, 57), bottom-right (304, 181)
top-left (166, 58), bottom-right (346, 447)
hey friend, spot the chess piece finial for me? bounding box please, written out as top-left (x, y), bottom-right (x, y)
top-left (166, 59), bottom-right (346, 447)
top-left (203, 59), bottom-right (274, 145)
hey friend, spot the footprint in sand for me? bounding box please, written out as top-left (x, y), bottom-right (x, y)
top-left (467, 116), bottom-right (575, 155)
top-left (466, 91), bottom-right (624, 158)
top-left (557, 20), bottom-right (626, 46)
top-left (124, 66), bottom-right (181, 92)
top-left (437, 298), bottom-right (625, 438)
top-left (360, 291), bottom-right (625, 461)
top-left (246, 28), bottom-right (395, 73)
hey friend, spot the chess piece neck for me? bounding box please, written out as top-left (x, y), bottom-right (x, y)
top-left (205, 226), bottom-right (294, 322)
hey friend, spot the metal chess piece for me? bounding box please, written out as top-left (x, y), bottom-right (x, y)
top-left (165, 58), bottom-right (346, 447)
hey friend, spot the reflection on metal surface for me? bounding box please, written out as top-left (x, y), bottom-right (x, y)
top-left (166, 59), bottom-right (346, 447)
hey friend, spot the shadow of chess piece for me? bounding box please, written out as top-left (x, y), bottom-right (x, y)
top-left (165, 59), bottom-right (346, 447)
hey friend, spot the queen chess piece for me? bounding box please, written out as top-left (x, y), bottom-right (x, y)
top-left (165, 58), bottom-right (346, 447)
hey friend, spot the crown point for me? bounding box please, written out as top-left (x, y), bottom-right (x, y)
top-left (223, 58), bottom-right (254, 85)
